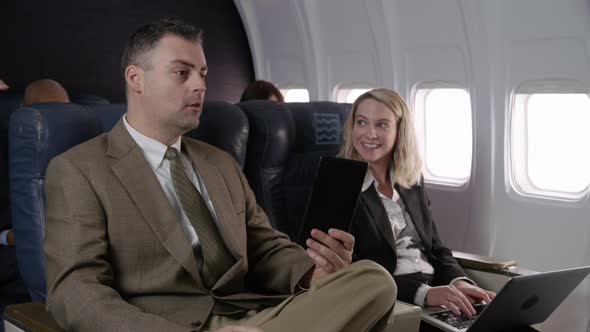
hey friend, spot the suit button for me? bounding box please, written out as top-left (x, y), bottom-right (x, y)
top-left (191, 321), bottom-right (202, 328)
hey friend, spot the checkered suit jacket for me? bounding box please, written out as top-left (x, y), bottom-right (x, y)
top-left (44, 119), bottom-right (313, 332)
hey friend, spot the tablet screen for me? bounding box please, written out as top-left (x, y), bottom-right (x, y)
top-left (296, 156), bottom-right (367, 247)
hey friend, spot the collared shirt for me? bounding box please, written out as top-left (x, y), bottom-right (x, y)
top-left (362, 170), bottom-right (473, 306)
top-left (123, 115), bottom-right (219, 248)
top-left (361, 169), bottom-right (435, 305)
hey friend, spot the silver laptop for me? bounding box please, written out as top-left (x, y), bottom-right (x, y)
top-left (421, 266), bottom-right (590, 332)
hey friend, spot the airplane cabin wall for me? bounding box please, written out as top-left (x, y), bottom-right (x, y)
top-left (237, 1), bottom-right (590, 330)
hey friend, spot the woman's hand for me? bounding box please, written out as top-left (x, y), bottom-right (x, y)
top-left (426, 280), bottom-right (496, 316)
top-left (452, 280), bottom-right (495, 305)
top-left (425, 284), bottom-right (476, 316)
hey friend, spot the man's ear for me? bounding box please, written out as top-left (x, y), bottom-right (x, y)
top-left (125, 65), bottom-right (144, 93)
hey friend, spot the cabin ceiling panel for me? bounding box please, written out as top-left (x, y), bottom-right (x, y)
top-left (312, 0), bottom-right (374, 53)
top-left (404, 46), bottom-right (468, 87)
top-left (506, 38), bottom-right (590, 89)
top-left (253, 0), bottom-right (304, 56)
top-left (235, 0), bottom-right (306, 79)
top-left (326, 53), bottom-right (378, 91)
top-left (396, 0), bottom-right (468, 47)
top-left (268, 56), bottom-right (306, 87)
top-left (498, 0), bottom-right (590, 42)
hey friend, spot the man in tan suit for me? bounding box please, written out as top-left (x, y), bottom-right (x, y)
top-left (44, 18), bottom-right (397, 332)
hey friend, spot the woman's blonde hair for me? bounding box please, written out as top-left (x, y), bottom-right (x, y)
top-left (338, 88), bottom-right (422, 188)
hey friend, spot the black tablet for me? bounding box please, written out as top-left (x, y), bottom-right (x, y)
top-left (296, 156), bottom-right (368, 247)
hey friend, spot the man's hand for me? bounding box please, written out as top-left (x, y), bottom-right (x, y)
top-left (301, 228), bottom-right (354, 287)
top-left (214, 326), bottom-right (263, 332)
top-left (0, 80), bottom-right (8, 91)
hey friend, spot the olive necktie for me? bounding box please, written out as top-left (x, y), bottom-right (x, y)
top-left (164, 147), bottom-right (234, 288)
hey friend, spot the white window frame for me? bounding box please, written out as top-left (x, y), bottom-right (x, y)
top-left (278, 85), bottom-right (310, 102)
top-left (333, 83), bottom-right (374, 103)
top-left (507, 79), bottom-right (590, 202)
top-left (412, 82), bottom-right (473, 188)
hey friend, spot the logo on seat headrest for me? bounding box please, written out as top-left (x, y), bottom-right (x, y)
top-left (314, 113), bottom-right (340, 145)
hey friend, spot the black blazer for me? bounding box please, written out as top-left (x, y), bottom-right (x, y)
top-left (350, 181), bottom-right (466, 304)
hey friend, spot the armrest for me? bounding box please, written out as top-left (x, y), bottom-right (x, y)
top-left (453, 251), bottom-right (541, 293)
top-left (388, 301), bottom-right (422, 332)
top-left (4, 302), bottom-right (64, 332)
top-left (452, 250), bottom-right (516, 270)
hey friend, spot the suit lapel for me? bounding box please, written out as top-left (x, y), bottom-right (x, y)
top-left (107, 120), bottom-right (204, 287)
top-left (395, 184), bottom-right (429, 250)
top-left (361, 186), bottom-right (397, 253)
top-left (183, 139), bottom-right (245, 262)
top-left (183, 139), bottom-right (248, 291)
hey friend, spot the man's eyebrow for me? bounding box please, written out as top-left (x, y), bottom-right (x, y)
top-left (169, 60), bottom-right (195, 68)
top-left (169, 60), bottom-right (208, 71)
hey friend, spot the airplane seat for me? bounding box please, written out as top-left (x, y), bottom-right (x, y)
top-left (4, 101), bottom-right (250, 332)
top-left (91, 101), bottom-right (249, 168)
top-left (239, 100), bottom-right (421, 332)
top-left (3, 103), bottom-right (100, 332)
top-left (184, 100), bottom-right (249, 168)
top-left (278, 101), bottom-right (350, 238)
top-left (69, 94), bottom-right (109, 106)
top-left (238, 100), bottom-right (349, 238)
top-left (90, 103), bottom-right (126, 131)
top-left (238, 100), bottom-right (296, 234)
top-left (9, 103), bottom-right (102, 302)
top-left (0, 92), bottom-right (109, 110)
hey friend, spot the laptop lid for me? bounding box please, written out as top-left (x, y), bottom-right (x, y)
top-left (296, 156), bottom-right (367, 247)
top-left (422, 266), bottom-right (590, 332)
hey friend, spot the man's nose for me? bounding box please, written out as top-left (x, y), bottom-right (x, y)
top-left (190, 74), bottom-right (206, 92)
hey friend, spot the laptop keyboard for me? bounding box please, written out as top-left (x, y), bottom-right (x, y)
top-left (431, 305), bottom-right (487, 329)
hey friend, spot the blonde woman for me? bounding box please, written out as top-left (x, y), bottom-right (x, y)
top-left (341, 88), bottom-right (495, 316)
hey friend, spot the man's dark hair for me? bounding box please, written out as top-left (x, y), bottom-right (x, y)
top-left (240, 80), bottom-right (284, 102)
top-left (121, 18), bottom-right (203, 84)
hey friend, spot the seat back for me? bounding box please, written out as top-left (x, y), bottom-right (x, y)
top-left (9, 103), bottom-right (101, 301)
top-left (92, 101), bottom-right (249, 167)
top-left (239, 100), bottom-right (350, 238)
top-left (185, 101), bottom-right (249, 168)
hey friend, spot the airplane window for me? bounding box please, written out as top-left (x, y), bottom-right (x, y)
top-left (336, 88), bottom-right (371, 103)
top-left (511, 92), bottom-right (590, 199)
top-left (280, 89), bottom-right (310, 102)
top-left (414, 88), bottom-right (473, 186)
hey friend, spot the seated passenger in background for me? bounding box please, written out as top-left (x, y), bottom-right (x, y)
top-left (240, 80), bottom-right (284, 102)
top-left (340, 88), bottom-right (495, 316)
top-left (23, 79), bottom-right (70, 105)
